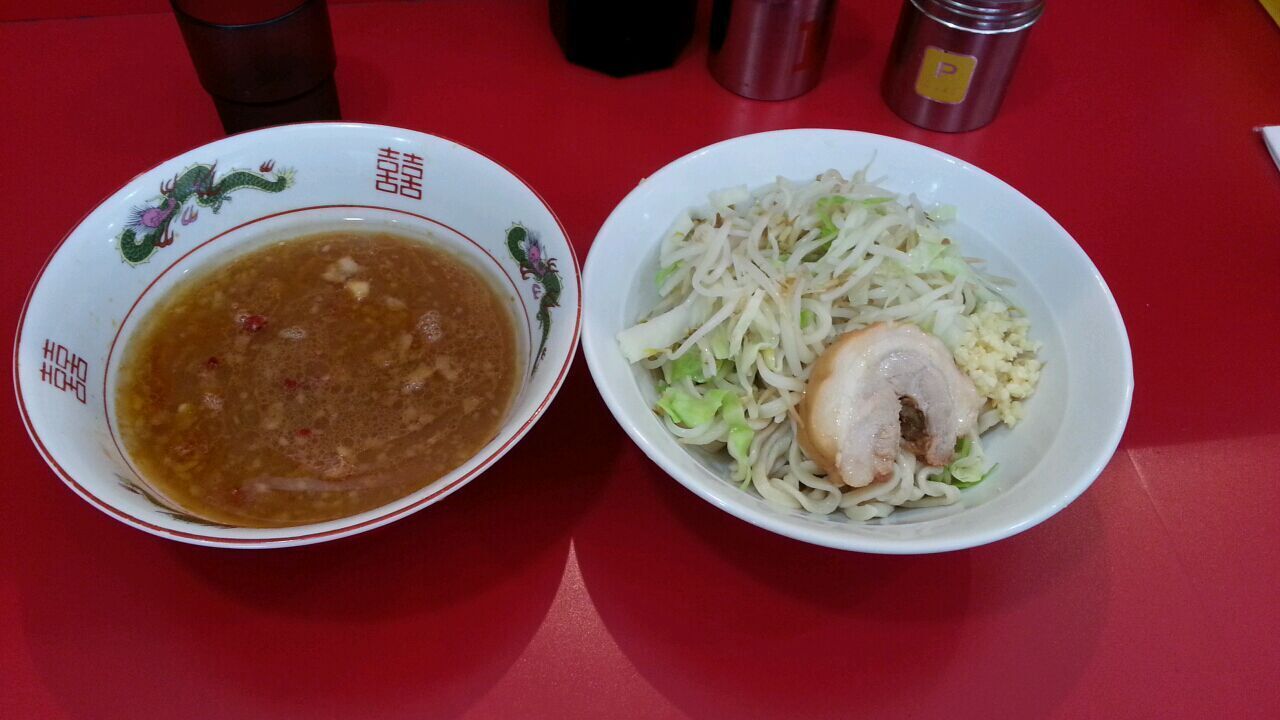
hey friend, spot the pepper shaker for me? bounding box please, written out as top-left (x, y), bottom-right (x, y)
top-left (882, 0), bottom-right (1044, 132)
top-left (708, 0), bottom-right (838, 101)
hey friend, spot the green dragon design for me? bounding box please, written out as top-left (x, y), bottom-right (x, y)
top-left (506, 224), bottom-right (562, 374)
top-left (118, 160), bottom-right (294, 265)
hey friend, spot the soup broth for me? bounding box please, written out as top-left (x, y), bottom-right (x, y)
top-left (115, 229), bottom-right (520, 527)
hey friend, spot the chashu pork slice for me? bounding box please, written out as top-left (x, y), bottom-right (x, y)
top-left (797, 323), bottom-right (982, 488)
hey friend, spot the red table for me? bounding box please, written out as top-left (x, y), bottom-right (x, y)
top-left (3, 1), bottom-right (1278, 718)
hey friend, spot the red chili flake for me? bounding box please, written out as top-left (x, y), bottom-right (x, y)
top-left (239, 314), bottom-right (268, 333)
top-left (282, 378), bottom-right (300, 391)
top-left (204, 356), bottom-right (221, 371)
top-left (296, 428), bottom-right (313, 438)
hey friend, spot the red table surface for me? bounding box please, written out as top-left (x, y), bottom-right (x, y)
top-left (2, 1), bottom-right (1278, 718)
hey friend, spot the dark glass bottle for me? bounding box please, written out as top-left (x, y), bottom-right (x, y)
top-left (549, 0), bottom-right (697, 77)
top-left (171, 0), bottom-right (341, 134)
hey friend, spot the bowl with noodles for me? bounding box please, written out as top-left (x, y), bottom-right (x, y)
top-left (582, 129), bottom-right (1132, 553)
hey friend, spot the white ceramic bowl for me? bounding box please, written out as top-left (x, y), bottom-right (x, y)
top-left (583, 129), bottom-right (1132, 554)
top-left (14, 123), bottom-right (580, 548)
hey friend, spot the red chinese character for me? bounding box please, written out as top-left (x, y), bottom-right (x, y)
top-left (399, 153), bottom-right (424, 199)
top-left (69, 354), bottom-right (89, 382)
top-left (375, 147), bottom-right (401, 194)
top-left (38, 341), bottom-right (89, 403)
top-left (399, 175), bottom-right (423, 199)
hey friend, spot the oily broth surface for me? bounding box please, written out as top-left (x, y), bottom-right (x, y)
top-left (116, 230), bottom-right (519, 527)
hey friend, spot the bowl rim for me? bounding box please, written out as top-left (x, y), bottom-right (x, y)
top-left (12, 121), bottom-right (583, 548)
top-left (581, 127), bottom-right (1134, 554)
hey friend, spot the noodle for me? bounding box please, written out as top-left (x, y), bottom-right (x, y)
top-left (617, 169), bottom-right (1042, 520)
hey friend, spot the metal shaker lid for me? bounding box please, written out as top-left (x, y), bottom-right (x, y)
top-left (911, 0), bottom-right (1045, 33)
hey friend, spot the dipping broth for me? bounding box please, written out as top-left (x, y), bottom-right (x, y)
top-left (115, 230), bottom-right (520, 527)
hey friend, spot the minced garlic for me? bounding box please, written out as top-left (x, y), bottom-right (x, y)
top-left (953, 301), bottom-right (1042, 426)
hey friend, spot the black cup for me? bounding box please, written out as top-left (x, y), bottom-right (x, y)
top-left (171, 0), bottom-right (341, 134)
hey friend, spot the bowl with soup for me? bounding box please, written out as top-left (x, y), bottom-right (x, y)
top-left (14, 123), bottom-right (581, 547)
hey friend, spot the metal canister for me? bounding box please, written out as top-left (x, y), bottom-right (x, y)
top-left (881, 0), bottom-right (1044, 132)
top-left (708, 0), bottom-right (839, 101)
